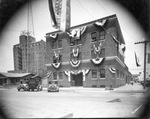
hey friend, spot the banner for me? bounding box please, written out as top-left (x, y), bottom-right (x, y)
top-left (48, 0), bottom-right (71, 31)
top-left (135, 52), bottom-right (141, 67)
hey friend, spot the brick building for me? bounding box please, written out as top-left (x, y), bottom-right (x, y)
top-left (45, 14), bottom-right (132, 88)
top-left (13, 32), bottom-right (46, 77)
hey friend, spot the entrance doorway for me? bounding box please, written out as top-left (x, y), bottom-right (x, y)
top-left (71, 73), bottom-right (83, 86)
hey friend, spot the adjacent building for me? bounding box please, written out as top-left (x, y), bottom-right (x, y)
top-left (13, 31), bottom-right (46, 77)
top-left (45, 14), bottom-right (132, 88)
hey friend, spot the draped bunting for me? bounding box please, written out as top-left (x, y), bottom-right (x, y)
top-left (52, 63), bottom-right (61, 69)
top-left (70, 70), bottom-right (82, 75)
top-left (64, 71), bottom-right (71, 81)
top-left (93, 42), bottom-right (102, 54)
top-left (70, 60), bottom-right (81, 67)
top-left (95, 19), bottom-right (107, 27)
top-left (118, 43), bottom-right (125, 57)
top-left (67, 26), bottom-right (87, 39)
top-left (91, 58), bottom-right (105, 65)
top-left (52, 50), bottom-right (61, 69)
top-left (46, 72), bottom-right (52, 78)
top-left (72, 47), bottom-right (79, 57)
top-left (64, 69), bottom-right (90, 82)
top-left (50, 33), bottom-right (58, 39)
top-left (54, 50), bottom-right (60, 59)
top-left (109, 68), bottom-right (116, 74)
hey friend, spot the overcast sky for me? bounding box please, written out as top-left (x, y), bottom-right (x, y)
top-left (0, 0), bottom-right (146, 74)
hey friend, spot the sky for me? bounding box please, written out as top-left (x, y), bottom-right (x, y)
top-left (0, 0), bottom-right (147, 74)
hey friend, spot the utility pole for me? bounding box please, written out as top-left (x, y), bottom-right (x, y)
top-left (135, 40), bottom-right (150, 89)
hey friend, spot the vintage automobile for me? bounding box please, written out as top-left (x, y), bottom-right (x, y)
top-left (47, 80), bottom-right (59, 92)
top-left (17, 83), bottom-right (29, 91)
top-left (27, 79), bottom-right (43, 91)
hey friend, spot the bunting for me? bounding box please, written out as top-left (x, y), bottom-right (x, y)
top-left (49, 33), bottom-right (58, 39)
top-left (46, 72), bottom-right (52, 78)
top-left (109, 68), bottom-right (116, 74)
top-left (70, 60), bottom-right (81, 68)
top-left (52, 63), bottom-right (61, 69)
top-left (67, 26), bottom-right (87, 39)
top-left (95, 19), bottom-right (107, 27)
top-left (91, 57), bottom-right (105, 65)
top-left (93, 42), bottom-right (102, 54)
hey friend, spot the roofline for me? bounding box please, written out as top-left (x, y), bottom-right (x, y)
top-left (46, 14), bottom-right (117, 35)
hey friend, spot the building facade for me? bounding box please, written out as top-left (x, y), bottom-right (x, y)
top-left (146, 42), bottom-right (150, 80)
top-left (13, 32), bottom-right (46, 77)
top-left (45, 14), bottom-right (132, 88)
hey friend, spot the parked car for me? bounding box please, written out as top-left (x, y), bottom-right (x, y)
top-left (140, 80), bottom-right (150, 87)
top-left (47, 80), bottom-right (59, 92)
top-left (17, 83), bottom-right (29, 91)
top-left (27, 79), bottom-right (42, 91)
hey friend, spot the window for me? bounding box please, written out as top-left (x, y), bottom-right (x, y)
top-left (58, 39), bottom-right (62, 48)
top-left (59, 72), bottom-right (63, 80)
top-left (99, 69), bottom-right (105, 78)
top-left (148, 53), bottom-right (150, 63)
top-left (99, 31), bottom-right (105, 40)
top-left (91, 32), bottom-right (97, 42)
top-left (70, 38), bottom-right (82, 46)
top-left (100, 48), bottom-right (105, 57)
top-left (52, 40), bottom-right (57, 49)
top-left (53, 72), bottom-right (57, 80)
top-left (92, 69), bottom-right (97, 78)
top-left (70, 38), bottom-right (75, 46)
top-left (117, 69), bottom-right (119, 78)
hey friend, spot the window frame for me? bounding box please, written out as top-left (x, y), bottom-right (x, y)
top-left (53, 72), bottom-right (57, 80)
top-left (58, 72), bottom-right (63, 80)
top-left (99, 69), bottom-right (105, 79)
top-left (91, 32), bottom-right (97, 42)
top-left (99, 30), bottom-right (105, 41)
top-left (91, 69), bottom-right (97, 79)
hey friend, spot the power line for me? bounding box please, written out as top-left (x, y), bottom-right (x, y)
top-left (77, 0), bottom-right (95, 19)
top-left (96, 0), bottom-right (110, 15)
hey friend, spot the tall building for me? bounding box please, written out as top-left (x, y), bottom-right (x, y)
top-left (13, 32), bottom-right (46, 77)
top-left (13, 44), bottom-right (22, 71)
top-left (45, 14), bottom-right (132, 88)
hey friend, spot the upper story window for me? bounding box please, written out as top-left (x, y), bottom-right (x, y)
top-left (52, 39), bottom-right (62, 49)
top-left (53, 72), bottom-right (57, 80)
top-left (58, 39), bottom-right (62, 48)
top-left (92, 69), bottom-right (97, 78)
top-left (91, 32), bottom-right (97, 42)
top-left (59, 72), bottom-right (63, 80)
top-left (70, 37), bottom-right (82, 46)
top-left (99, 31), bottom-right (105, 40)
top-left (91, 30), bottom-right (105, 42)
top-left (99, 69), bottom-right (105, 78)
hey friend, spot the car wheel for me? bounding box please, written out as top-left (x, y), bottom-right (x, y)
top-left (18, 89), bottom-right (20, 91)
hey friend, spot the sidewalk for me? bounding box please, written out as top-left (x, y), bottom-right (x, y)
top-left (110, 83), bottom-right (147, 93)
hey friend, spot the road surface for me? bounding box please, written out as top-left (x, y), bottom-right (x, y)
top-left (0, 84), bottom-right (148, 118)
